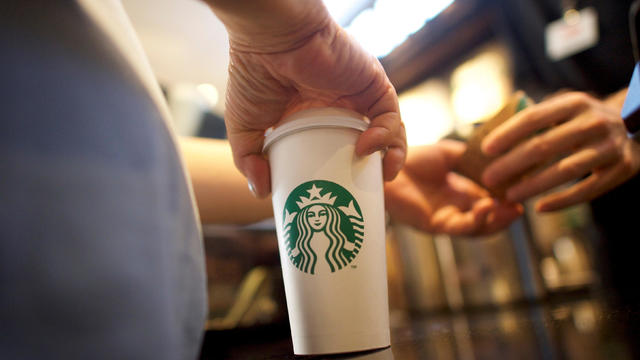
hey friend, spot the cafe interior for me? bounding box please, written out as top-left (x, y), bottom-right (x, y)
top-left (120, 0), bottom-right (639, 358)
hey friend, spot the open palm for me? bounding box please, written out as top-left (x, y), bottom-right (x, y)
top-left (385, 140), bottom-right (523, 236)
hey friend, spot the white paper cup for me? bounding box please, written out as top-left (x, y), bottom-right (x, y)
top-left (263, 108), bottom-right (390, 355)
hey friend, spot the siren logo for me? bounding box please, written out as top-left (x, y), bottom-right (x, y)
top-left (282, 180), bottom-right (364, 275)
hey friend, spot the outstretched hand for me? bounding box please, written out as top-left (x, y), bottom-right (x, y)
top-left (481, 91), bottom-right (640, 212)
top-left (208, 1), bottom-right (406, 198)
top-left (385, 140), bottom-right (523, 236)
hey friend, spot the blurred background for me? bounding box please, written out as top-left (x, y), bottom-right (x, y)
top-left (121, 0), bottom-right (638, 358)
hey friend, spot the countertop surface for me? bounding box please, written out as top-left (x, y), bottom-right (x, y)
top-left (200, 294), bottom-right (639, 359)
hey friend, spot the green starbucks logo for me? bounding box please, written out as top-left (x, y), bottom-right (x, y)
top-left (282, 180), bottom-right (364, 275)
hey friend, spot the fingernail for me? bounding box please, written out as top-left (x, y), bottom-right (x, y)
top-left (248, 181), bottom-right (257, 197)
top-left (368, 144), bottom-right (387, 155)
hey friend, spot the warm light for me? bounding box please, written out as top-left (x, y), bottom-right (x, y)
top-left (553, 236), bottom-right (577, 263)
top-left (399, 80), bottom-right (454, 146)
top-left (196, 83), bottom-right (219, 108)
top-left (499, 312), bottom-right (519, 334)
top-left (345, 0), bottom-right (455, 57)
top-left (541, 256), bottom-right (560, 287)
top-left (573, 302), bottom-right (596, 333)
top-left (451, 46), bottom-right (512, 132)
top-left (491, 278), bottom-right (512, 304)
top-left (323, 0), bottom-right (371, 25)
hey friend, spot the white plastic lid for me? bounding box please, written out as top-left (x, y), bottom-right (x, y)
top-left (263, 108), bottom-right (370, 152)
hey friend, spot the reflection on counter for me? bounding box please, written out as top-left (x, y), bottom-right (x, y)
top-left (198, 187), bottom-right (630, 359)
top-left (300, 347), bottom-right (395, 360)
top-left (201, 291), bottom-right (636, 359)
top-left (199, 216), bottom-right (637, 358)
top-left (388, 195), bottom-right (599, 317)
top-left (389, 298), bottom-right (635, 360)
top-left (198, 165), bottom-right (626, 358)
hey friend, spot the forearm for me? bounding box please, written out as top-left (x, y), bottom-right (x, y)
top-left (178, 136), bottom-right (273, 225)
top-left (202, 0), bottom-right (331, 52)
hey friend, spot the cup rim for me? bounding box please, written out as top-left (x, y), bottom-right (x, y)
top-left (262, 108), bottom-right (370, 152)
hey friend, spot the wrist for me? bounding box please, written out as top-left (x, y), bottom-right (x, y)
top-left (205, 0), bottom-right (333, 53)
top-left (604, 88), bottom-right (629, 110)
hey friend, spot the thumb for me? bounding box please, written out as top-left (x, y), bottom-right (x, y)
top-left (225, 124), bottom-right (273, 198)
top-left (239, 153), bottom-right (271, 198)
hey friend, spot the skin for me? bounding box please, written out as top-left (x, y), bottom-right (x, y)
top-left (384, 140), bottom-right (523, 236)
top-left (188, 0), bottom-right (517, 235)
top-left (481, 90), bottom-right (640, 212)
top-left (204, 0), bottom-right (406, 198)
top-left (180, 137), bottom-right (521, 236)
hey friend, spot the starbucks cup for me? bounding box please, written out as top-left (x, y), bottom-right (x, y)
top-left (263, 108), bottom-right (390, 355)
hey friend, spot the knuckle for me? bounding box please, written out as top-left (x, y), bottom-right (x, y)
top-left (599, 138), bottom-right (615, 156)
top-left (567, 92), bottom-right (593, 108)
top-left (528, 137), bottom-right (550, 159)
top-left (588, 114), bottom-right (610, 134)
top-left (599, 136), bottom-right (624, 160)
top-left (610, 140), bottom-right (625, 158)
top-left (519, 110), bottom-right (543, 132)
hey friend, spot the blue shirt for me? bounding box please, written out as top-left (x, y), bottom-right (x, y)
top-left (0, 1), bottom-right (207, 359)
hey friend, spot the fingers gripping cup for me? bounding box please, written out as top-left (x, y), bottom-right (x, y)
top-left (263, 108), bottom-right (390, 355)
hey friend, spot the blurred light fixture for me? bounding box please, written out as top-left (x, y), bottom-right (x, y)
top-left (451, 45), bottom-right (512, 134)
top-left (197, 83), bottom-right (219, 108)
top-left (541, 256), bottom-right (560, 287)
top-left (399, 80), bottom-right (454, 146)
top-left (498, 311), bottom-right (519, 334)
top-left (342, 0), bottom-right (455, 58)
top-left (553, 236), bottom-right (577, 264)
top-left (323, 0), bottom-right (372, 26)
top-left (491, 278), bottom-right (512, 305)
top-left (572, 302), bottom-right (596, 333)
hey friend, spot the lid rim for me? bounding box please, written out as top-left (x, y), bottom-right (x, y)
top-left (262, 115), bottom-right (369, 152)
